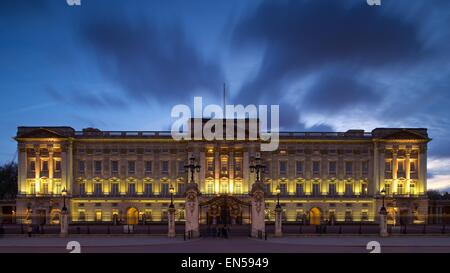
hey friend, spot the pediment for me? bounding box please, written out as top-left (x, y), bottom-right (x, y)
top-left (17, 128), bottom-right (68, 139)
top-left (381, 129), bottom-right (428, 140)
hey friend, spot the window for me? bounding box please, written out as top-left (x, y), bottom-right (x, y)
top-left (42, 160), bottom-right (48, 172)
top-left (329, 183), bottom-right (336, 196)
top-left (111, 161), bottom-right (119, 174)
top-left (279, 183), bottom-right (287, 195)
top-left (78, 160), bottom-right (85, 174)
top-left (161, 183), bottom-right (169, 196)
top-left (384, 184), bottom-right (391, 195)
top-left (221, 159), bottom-right (228, 174)
top-left (385, 160), bottom-right (392, 172)
top-left (55, 160), bottom-right (61, 173)
top-left (207, 160), bottom-right (214, 172)
top-left (345, 162), bottom-right (353, 175)
top-left (94, 183), bottom-right (102, 196)
top-left (312, 161), bottom-right (320, 175)
top-left (161, 161), bottom-right (169, 174)
top-left (177, 182), bottom-right (185, 194)
top-left (54, 183), bottom-right (61, 195)
top-left (128, 183), bottom-right (136, 195)
top-left (29, 161), bottom-right (36, 173)
top-left (296, 183), bottom-right (304, 196)
top-left (296, 161), bottom-right (303, 175)
top-left (361, 210), bottom-right (369, 221)
top-left (95, 211), bottom-right (102, 222)
top-left (361, 183), bottom-right (368, 196)
top-left (221, 182), bottom-right (228, 193)
top-left (79, 183), bottom-right (85, 195)
top-left (207, 182), bottom-right (214, 194)
top-left (329, 161), bottom-right (337, 175)
top-left (398, 160), bottom-right (404, 172)
top-left (235, 183), bottom-right (242, 194)
top-left (145, 161), bottom-right (152, 174)
top-left (410, 183), bottom-right (416, 195)
top-left (397, 183), bottom-right (403, 195)
top-left (345, 183), bottom-right (353, 196)
top-left (410, 160), bottom-right (416, 173)
top-left (78, 211), bottom-right (86, 221)
top-left (144, 183), bottom-right (153, 196)
top-left (30, 182), bottom-right (36, 194)
top-left (94, 161), bottom-right (102, 175)
top-left (128, 161), bottom-right (135, 174)
top-left (345, 210), bottom-right (353, 222)
top-left (312, 183), bottom-right (320, 196)
top-left (42, 182), bottom-right (48, 194)
top-left (362, 161), bottom-right (369, 174)
top-left (111, 183), bottom-right (119, 196)
top-left (279, 161), bottom-right (287, 174)
top-left (178, 161), bottom-right (185, 173)
top-left (235, 161), bottom-right (242, 173)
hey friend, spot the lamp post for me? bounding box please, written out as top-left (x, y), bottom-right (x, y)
top-left (250, 155), bottom-right (265, 182)
top-left (276, 185), bottom-right (281, 208)
top-left (61, 187), bottom-right (67, 212)
top-left (275, 184), bottom-right (282, 237)
top-left (60, 187), bottom-right (68, 237)
top-left (185, 156), bottom-right (200, 183)
top-left (169, 184), bottom-right (175, 208)
top-left (168, 184), bottom-right (176, 237)
top-left (380, 188), bottom-right (386, 209)
top-left (379, 188), bottom-right (388, 237)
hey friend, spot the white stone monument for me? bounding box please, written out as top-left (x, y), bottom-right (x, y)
top-left (168, 205), bottom-right (176, 237)
top-left (250, 182), bottom-right (265, 238)
top-left (185, 183), bottom-right (200, 238)
top-left (274, 205), bottom-right (283, 237)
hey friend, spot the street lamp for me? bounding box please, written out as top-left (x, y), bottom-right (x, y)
top-left (250, 155), bottom-right (265, 182)
top-left (380, 188), bottom-right (386, 210)
top-left (185, 156), bottom-right (200, 183)
top-left (61, 187), bottom-right (67, 212)
top-left (169, 184), bottom-right (175, 208)
top-left (276, 185), bottom-right (281, 208)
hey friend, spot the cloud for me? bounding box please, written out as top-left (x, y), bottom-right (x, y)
top-left (80, 17), bottom-right (224, 106)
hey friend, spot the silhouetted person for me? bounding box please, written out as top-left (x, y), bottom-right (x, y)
top-left (27, 225), bottom-right (32, 237)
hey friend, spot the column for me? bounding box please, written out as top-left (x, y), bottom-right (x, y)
top-left (418, 145), bottom-right (427, 194)
top-left (48, 149), bottom-right (54, 194)
top-left (18, 144), bottom-right (27, 194)
top-left (229, 151), bottom-right (234, 194)
top-left (392, 150), bottom-right (398, 194)
top-left (243, 151), bottom-right (249, 193)
top-left (275, 204), bottom-right (282, 237)
top-left (168, 205), bottom-right (176, 237)
top-left (378, 148), bottom-right (385, 193)
top-left (35, 148), bottom-right (41, 194)
top-left (405, 151), bottom-right (411, 194)
top-left (214, 151), bottom-right (220, 193)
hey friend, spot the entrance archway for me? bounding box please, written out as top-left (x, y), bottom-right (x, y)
top-left (309, 207), bottom-right (321, 225)
top-left (126, 207), bottom-right (139, 225)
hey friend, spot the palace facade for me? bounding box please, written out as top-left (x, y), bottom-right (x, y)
top-left (14, 124), bottom-right (430, 227)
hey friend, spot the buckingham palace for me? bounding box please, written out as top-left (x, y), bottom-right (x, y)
top-left (13, 121), bottom-right (430, 230)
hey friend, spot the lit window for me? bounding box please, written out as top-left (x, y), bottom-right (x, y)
top-left (95, 210), bottom-right (102, 222)
top-left (235, 183), bottom-right (242, 194)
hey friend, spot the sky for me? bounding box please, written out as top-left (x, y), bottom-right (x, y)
top-left (0, 0), bottom-right (449, 191)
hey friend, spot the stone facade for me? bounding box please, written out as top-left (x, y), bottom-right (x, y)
top-left (14, 125), bottom-right (430, 226)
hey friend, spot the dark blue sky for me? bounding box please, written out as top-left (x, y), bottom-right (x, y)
top-left (1, 0), bottom-right (449, 190)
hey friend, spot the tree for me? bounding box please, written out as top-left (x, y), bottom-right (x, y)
top-left (427, 190), bottom-right (443, 200)
top-left (0, 162), bottom-right (18, 200)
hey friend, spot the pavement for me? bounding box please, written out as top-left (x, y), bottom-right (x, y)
top-left (1, 235), bottom-right (450, 253)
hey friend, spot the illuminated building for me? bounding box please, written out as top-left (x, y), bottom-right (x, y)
top-left (14, 124), bottom-right (430, 226)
